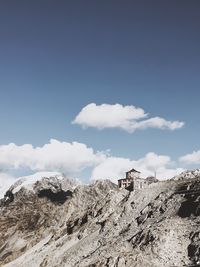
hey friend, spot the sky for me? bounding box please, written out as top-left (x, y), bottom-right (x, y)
top-left (0, 1), bottom-right (200, 187)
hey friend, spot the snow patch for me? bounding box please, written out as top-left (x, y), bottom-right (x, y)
top-left (12, 172), bottom-right (64, 194)
top-left (0, 173), bottom-right (16, 199)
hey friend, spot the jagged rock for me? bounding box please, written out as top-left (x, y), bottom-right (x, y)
top-left (0, 172), bottom-right (200, 266)
top-left (173, 169), bottom-right (200, 180)
top-left (2, 172), bottom-right (77, 205)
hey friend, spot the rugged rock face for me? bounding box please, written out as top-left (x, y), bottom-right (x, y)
top-left (0, 172), bottom-right (200, 266)
top-left (173, 169), bottom-right (200, 181)
top-left (2, 172), bottom-right (76, 205)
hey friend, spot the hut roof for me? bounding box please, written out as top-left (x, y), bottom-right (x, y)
top-left (126, 168), bottom-right (141, 174)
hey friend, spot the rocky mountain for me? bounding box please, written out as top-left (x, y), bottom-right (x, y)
top-left (3, 172), bottom-right (78, 205)
top-left (0, 171), bottom-right (200, 266)
top-left (173, 168), bottom-right (200, 181)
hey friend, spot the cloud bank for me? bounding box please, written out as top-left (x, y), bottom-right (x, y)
top-left (91, 152), bottom-right (184, 182)
top-left (0, 139), bottom-right (105, 175)
top-left (180, 150), bottom-right (200, 165)
top-left (72, 103), bottom-right (184, 133)
top-left (0, 139), bottom-right (184, 191)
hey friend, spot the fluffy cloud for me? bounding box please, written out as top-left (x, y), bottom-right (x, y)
top-left (0, 139), bottom-right (105, 175)
top-left (0, 139), bottom-right (184, 190)
top-left (91, 152), bottom-right (184, 182)
top-left (179, 150), bottom-right (200, 165)
top-left (72, 103), bottom-right (184, 133)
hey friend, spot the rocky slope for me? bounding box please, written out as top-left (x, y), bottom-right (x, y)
top-left (0, 171), bottom-right (200, 266)
top-left (173, 168), bottom-right (200, 181)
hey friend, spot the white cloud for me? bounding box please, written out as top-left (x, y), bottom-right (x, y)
top-left (91, 157), bottom-right (133, 182)
top-left (0, 139), bottom-right (184, 189)
top-left (91, 152), bottom-right (184, 183)
top-left (179, 150), bottom-right (200, 165)
top-left (134, 117), bottom-right (184, 131)
top-left (0, 139), bottom-right (105, 175)
top-left (72, 103), bottom-right (184, 133)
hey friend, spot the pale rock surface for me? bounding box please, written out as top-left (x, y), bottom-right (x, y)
top-left (0, 172), bottom-right (200, 266)
top-left (173, 168), bottom-right (200, 180)
top-left (8, 172), bottom-right (76, 194)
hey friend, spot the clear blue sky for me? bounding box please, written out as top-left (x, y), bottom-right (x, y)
top-left (0, 0), bottom-right (200, 166)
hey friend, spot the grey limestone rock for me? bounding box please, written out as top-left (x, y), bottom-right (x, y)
top-left (0, 172), bottom-right (200, 267)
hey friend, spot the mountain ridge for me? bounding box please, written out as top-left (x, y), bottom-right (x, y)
top-left (0, 170), bottom-right (200, 266)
